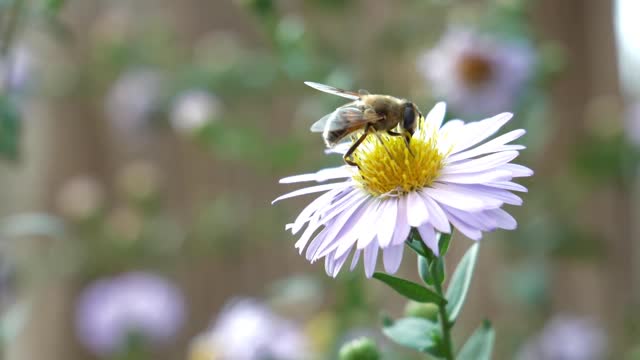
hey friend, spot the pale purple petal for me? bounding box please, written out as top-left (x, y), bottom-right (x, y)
top-left (483, 208), bottom-right (517, 230)
top-left (444, 205), bottom-right (495, 232)
top-left (363, 239), bottom-right (380, 278)
top-left (442, 151), bottom-right (520, 175)
top-left (484, 180), bottom-right (528, 192)
top-left (419, 192), bottom-right (451, 233)
top-left (357, 200), bottom-right (386, 250)
top-left (382, 244), bottom-right (404, 274)
top-left (331, 252), bottom-right (351, 277)
top-left (290, 187), bottom-right (352, 234)
top-left (350, 250), bottom-right (361, 271)
top-left (317, 189), bottom-right (367, 225)
top-left (449, 112), bottom-right (513, 155)
top-left (434, 182), bottom-right (519, 206)
top-left (417, 223), bottom-right (439, 256)
top-left (423, 187), bottom-right (489, 211)
top-left (406, 191), bottom-right (430, 227)
top-left (437, 169), bottom-right (512, 184)
top-left (390, 196), bottom-right (411, 246)
top-left (279, 166), bottom-right (352, 184)
top-left (441, 207), bottom-right (483, 240)
top-left (294, 218), bottom-right (323, 254)
top-left (311, 196), bottom-right (369, 261)
top-left (272, 182), bottom-right (349, 204)
top-left (305, 227), bottom-right (330, 261)
top-left (377, 198), bottom-right (398, 248)
top-left (446, 129), bottom-right (526, 163)
top-left (426, 102), bottom-right (447, 129)
top-left (330, 199), bottom-right (378, 259)
top-left (499, 163), bottom-right (534, 177)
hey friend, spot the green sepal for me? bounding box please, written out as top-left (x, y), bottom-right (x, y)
top-left (406, 236), bottom-right (430, 258)
top-left (373, 272), bottom-right (446, 305)
top-left (438, 232), bottom-right (453, 256)
top-left (418, 255), bottom-right (432, 285)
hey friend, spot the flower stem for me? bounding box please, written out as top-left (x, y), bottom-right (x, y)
top-left (410, 229), bottom-right (455, 359)
top-left (432, 273), bottom-right (454, 360)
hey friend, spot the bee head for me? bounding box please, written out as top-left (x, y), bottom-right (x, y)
top-left (402, 102), bottom-right (419, 136)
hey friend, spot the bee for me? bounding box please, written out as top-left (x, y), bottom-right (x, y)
top-left (306, 81), bottom-right (422, 167)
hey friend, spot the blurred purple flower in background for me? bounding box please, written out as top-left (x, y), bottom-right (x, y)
top-left (75, 272), bottom-right (185, 356)
top-left (418, 27), bottom-right (536, 119)
top-left (105, 68), bottom-right (164, 134)
top-left (189, 298), bottom-right (310, 360)
top-left (0, 45), bottom-right (34, 92)
top-left (516, 315), bottom-right (606, 360)
top-left (170, 90), bottom-right (222, 135)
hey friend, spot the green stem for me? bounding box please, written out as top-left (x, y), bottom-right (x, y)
top-left (410, 229), bottom-right (455, 359)
top-left (432, 272), bottom-right (454, 360)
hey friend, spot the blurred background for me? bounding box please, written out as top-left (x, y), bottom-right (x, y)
top-left (0, 0), bottom-right (638, 359)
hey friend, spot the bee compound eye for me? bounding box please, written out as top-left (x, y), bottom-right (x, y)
top-left (403, 103), bottom-right (416, 134)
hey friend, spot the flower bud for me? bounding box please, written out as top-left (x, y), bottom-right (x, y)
top-left (338, 337), bottom-right (380, 360)
top-left (404, 301), bottom-right (439, 322)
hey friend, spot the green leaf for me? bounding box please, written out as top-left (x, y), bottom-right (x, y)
top-left (0, 96), bottom-right (20, 161)
top-left (373, 272), bottom-right (446, 305)
top-left (382, 317), bottom-right (439, 353)
top-left (445, 243), bottom-right (479, 322)
top-left (457, 320), bottom-right (495, 360)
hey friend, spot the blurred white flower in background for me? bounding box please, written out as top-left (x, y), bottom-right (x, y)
top-left (106, 68), bottom-right (164, 134)
top-left (516, 315), bottom-right (606, 360)
top-left (189, 298), bottom-right (310, 360)
top-left (170, 90), bottom-right (221, 135)
top-left (75, 272), bottom-right (185, 356)
top-left (418, 27), bottom-right (536, 118)
top-left (55, 175), bottom-right (105, 221)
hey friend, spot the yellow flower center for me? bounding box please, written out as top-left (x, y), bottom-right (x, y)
top-left (350, 120), bottom-right (445, 197)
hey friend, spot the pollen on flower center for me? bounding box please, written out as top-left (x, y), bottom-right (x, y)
top-left (350, 124), bottom-right (445, 197)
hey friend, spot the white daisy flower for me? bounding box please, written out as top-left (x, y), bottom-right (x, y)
top-left (273, 102), bottom-right (532, 278)
top-left (418, 27), bottom-right (536, 119)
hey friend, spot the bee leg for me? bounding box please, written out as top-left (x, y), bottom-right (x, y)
top-left (343, 126), bottom-right (371, 167)
top-left (373, 131), bottom-right (393, 159)
top-left (386, 130), bottom-right (415, 157)
top-left (402, 133), bottom-right (415, 157)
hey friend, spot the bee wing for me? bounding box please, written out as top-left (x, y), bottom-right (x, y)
top-left (310, 112), bottom-right (333, 132)
top-left (304, 81), bottom-right (361, 100)
top-left (310, 106), bottom-right (381, 132)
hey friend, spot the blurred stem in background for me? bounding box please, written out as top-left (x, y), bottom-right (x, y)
top-left (0, 0), bottom-right (23, 58)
